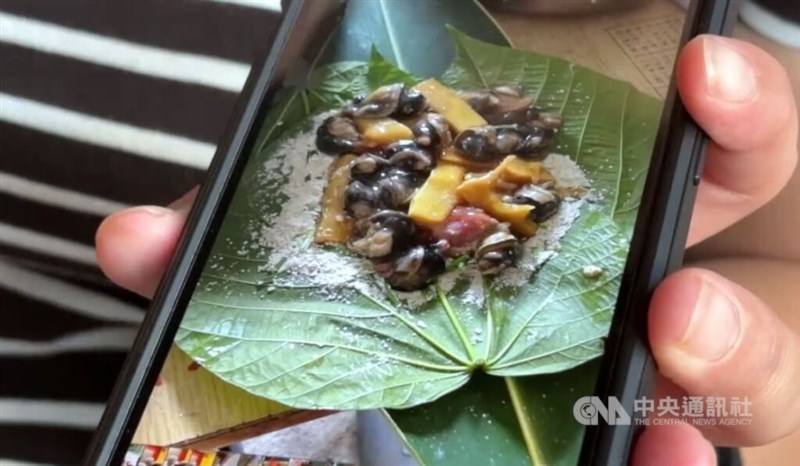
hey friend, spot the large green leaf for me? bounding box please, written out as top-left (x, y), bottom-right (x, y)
top-left (389, 361), bottom-right (601, 466)
top-left (177, 30), bottom-right (660, 409)
top-left (176, 28), bottom-right (662, 464)
top-left (320, 0), bottom-right (510, 77)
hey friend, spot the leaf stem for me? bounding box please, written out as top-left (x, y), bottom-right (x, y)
top-left (378, 0), bottom-right (406, 70)
top-left (505, 377), bottom-right (545, 466)
top-left (482, 275), bottom-right (495, 362)
top-left (435, 284), bottom-right (478, 364)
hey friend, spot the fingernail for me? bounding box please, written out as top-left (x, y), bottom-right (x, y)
top-left (168, 186), bottom-right (198, 214)
top-left (703, 37), bottom-right (757, 103)
top-left (678, 277), bottom-right (741, 362)
top-left (136, 206), bottom-right (171, 217)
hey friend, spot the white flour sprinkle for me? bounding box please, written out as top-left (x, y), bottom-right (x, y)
top-left (253, 112), bottom-right (376, 293)
top-left (249, 114), bottom-right (593, 307)
top-left (543, 154), bottom-right (590, 189)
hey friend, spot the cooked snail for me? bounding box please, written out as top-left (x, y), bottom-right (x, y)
top-left (349, 211), bottom-right (417, 259)
top-left (344, 180), bottom-right (379, 220)
top-left (316, 115), bottom-right (364, 155)
top-left (475, 229), bottom-right (521, 274)
top-left (375, 168), bottom-right (421, 210)
top-left (459, 86), bottom-right (564, 129)
top-left (412, 112), bottom-right (452, 148)
top-left (510, 184), bottom-right (561, 223)
top-left (344, 84), bottom-right (427, 119)
top-left (386, 145), bottom-right (433, 173)
top-left (453, 124), bottom-right (555, 163)
top-left (382, 245), bottom-right (446, 291)
top-left (350, 153), bottom-right (389, 181)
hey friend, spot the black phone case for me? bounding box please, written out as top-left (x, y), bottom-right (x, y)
top-left (84, 1), bottom-right (740, 464)
top-left (579, 1), bottom-right (740, 465)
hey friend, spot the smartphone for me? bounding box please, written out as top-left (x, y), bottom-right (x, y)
top-left (86, 0), bottom-right (739, 465)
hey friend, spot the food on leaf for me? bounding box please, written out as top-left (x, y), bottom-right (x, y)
top-left (411, 112), bottom-right (453, 149)
top-left (499, 157), bottom-right (554, 185)
top-left (453, 124), bottom-right (555, 163)
top-left (314, 80), bottom-right (573, 289)
top-left (355, 117), bottom-right (414, 145)
top-left (456, 166), bottom-right (538, 238)
top-left (413, 78), bottom-right (487, 133)
top-left (315, 154), bottom-right (356, 245)
top-left (344, 83), bottom-right (427, 118)
top-left (459, 86), bottom-right (564, 129)
top-left (475, 227), bottom-right (521, 275)
top-left (408, 162), bottom-right (466, 227)
top-left (431, 206), bottom-right (498, 252)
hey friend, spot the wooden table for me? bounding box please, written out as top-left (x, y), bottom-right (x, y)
top-left (134, 0), bottom-right (799, 452)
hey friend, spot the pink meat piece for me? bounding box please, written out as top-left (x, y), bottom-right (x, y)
top-left (433, 206), bottom-right (498, 249)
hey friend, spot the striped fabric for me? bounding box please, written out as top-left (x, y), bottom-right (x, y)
top-left (0, 1), bottom-right (282, 464)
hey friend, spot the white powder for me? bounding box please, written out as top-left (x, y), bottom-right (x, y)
top-left (248, 114), bottom-right (593, 308)
top-left (543, 153), bottom-right (590, 189)
top-left (253, 112), bottom-right (378, 294)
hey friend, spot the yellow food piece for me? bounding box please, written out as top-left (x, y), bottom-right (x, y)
top-left (439, 147), bottom-right (495, 170)
top-left (413, 79), bottom-right (487, 133)
top-left (355, 117), bottom-right (413, 145)
top-left (315, 154), bottom-right (356, 245)
top-left (456, 156), bottom-right (539, 237)
top-left (409, 162), bottom-right (467, 226)
top-left (500, 158), bottom-right (543, 184)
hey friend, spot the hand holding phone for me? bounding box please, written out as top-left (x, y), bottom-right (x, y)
top-left (90, 1), bottom-right (799, 464)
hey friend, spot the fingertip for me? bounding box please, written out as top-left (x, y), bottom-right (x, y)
top-left (96, 206), bottom-right (185, 298)
top-left (648, 268), bottom-right (706, 353)
top-left (632, 424), bottom-right (716, 466)
top-left (677, 35), bottom-right (796, 152)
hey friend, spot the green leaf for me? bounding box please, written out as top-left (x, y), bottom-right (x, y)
top-left (484, 209), bottom-right (624, 377)
top-left (176, 24), bottom-right (664, 464)
top-left (388, 361), bottom-right (601, 466)
top-left (319, 0), bottom-right (511, 77)
top-left (441, 27), bottom-right (661, 227)
top-left (367, 47), bottom-right (418, 89)
top-left (177, 30), bottom-right (661, 410)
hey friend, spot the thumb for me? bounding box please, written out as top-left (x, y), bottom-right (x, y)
top-left (96, 188), bottom-right (197, 298)
top-left (648, 268), bottom-right (800, 446)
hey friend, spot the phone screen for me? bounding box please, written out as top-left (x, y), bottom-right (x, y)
top-left (121, 1), bottom-right (691, 465)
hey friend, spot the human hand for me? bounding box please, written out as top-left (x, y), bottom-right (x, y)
top-left (96, 35), bottom-right (799, 465)
top-left (629, 35), bottom-right (799, 465)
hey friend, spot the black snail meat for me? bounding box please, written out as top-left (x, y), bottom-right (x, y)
top-left (344, 83), bottom-right (428, 119)
top-left (349, 210), bottom-right (417, 259)
top-left (475, 229), bottom-right (521, 275)
top-left (350, 153), bottom-right (390, 181)
top-left (316, 115), bottom-right (366, 155)
top-left (412, 112), bottom-right (452, 149)
top-left (386, 145), bottom-right (433, 173)
top-left (382, 245), bottom-right (446, 292)
top-left (509, 184), bottom-right (562, 223)
top-left (459, 86), bottom-right (564, 129)
top-left (313, 80), bottom-right (571, 291)
top-left (453, 124), bottom-right (555, 163)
